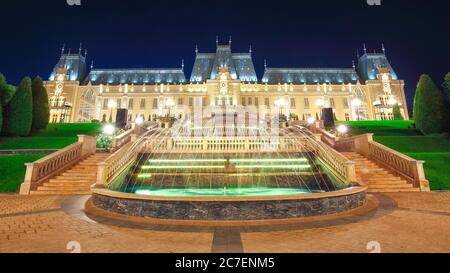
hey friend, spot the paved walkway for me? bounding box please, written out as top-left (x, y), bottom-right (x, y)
top-left (1, 192), bottom-right (450, 253)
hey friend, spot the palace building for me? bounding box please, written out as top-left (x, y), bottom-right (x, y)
top-left (45, 39), bottom-right (409, 124)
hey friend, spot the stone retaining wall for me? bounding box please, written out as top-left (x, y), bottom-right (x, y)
top-left (92, 191), bottom-right (366, 220)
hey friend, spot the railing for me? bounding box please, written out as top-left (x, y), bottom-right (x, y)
top-left (142, 136), bottom-right (309, 153)
top-left (112, 128), bottom-right (134, 151)
top-left (368, 141), bottom-right (429, 190)
top-left (318, 132), bottom-right (430, 191)
top-left (20, 135), bottom-right (97, 194)
top-left (96, 124), bottom-right (159, 188)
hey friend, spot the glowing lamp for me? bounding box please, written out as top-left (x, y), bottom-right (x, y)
top-left (336, 125), bottom-right (348, 135)
top-left (103, 124), bottom-right (115, 136)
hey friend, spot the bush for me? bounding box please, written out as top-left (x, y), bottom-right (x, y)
top-left (31, 76), bottom-right (49, 132)
top-left (0, 73), bottom-right (17, 135)
top-left (3, 77), bottom-right (33, 136)
top-left (413, 74), bottom-right (446, 134)
top-left (393, 104), bottom-right (404, 120)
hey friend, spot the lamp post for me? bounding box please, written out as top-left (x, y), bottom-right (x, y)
top-left (165, 98), bottom-right (175, 117)
top-left (351, 98), bottom-right (362, 121)
top-left (107, 99), bottom-right (117, 123)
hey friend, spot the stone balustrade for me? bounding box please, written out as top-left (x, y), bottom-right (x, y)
top-left (321, 132), bottom-right (430, 192)
top-left (20, 135), bottom-right (97, 194)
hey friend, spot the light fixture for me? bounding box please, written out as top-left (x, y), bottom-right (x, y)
top-left (307, 117), bottom-right (316, 125)
top-left (336, 125), bottom-right (348, 135)
top-left (135, 116), bottom-right (144, 126)
top-left (103, 124), bottom-right (115, 136)
top-left (351, 98), bottom-right (362, 107)
top-left (388, 97), bottom-right (397, 106)
top-left (107, 100), bottom-right (117, 109)
top-left (315, 99), bottom-right (325, 107)
top-left (166, 98), bottom-right (175, 107)
top-left (274, 98), bottom-right (286, 107)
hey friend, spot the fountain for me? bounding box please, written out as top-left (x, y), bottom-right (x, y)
top-left (91, 114), bottom-right (367, 221)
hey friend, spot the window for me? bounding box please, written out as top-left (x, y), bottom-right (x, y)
top-left (264, 98), bottom-right (270, 107)
top-left (140, 98), bottom-right (146, 110)
top-left (116, 98), bottom-right (121, 109)
top-left (152, 98), bottom-right (158, 109)
top-left (248, 97), bottom-right (252, 105)
top-left (178, 98), bottom-right (183, 105)
top-left (103, 98), bottom-right (108, 110)
top-left (189, 97), bottom-right (193, 107)
top-left (128, 98), bottom-right (134, 109)
top-left (242, 97), bottom-right (246, 106)
top-left (290, 98), bottom-right (296, 108)
top-left (343, 98), bottom-right (349, 109)
top-left (330, 98), bottom-right (335, 108)
top-left (255, 97), bottom-right (259, 106)
top-left (345, 113), bottom-right (350, 121)
top-left (304, 98), bottom-right (310, 109)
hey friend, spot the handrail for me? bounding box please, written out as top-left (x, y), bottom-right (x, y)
top-left (317, 131), bottom-right (430, 192)
top-left (112, 127), bottom-right (134, 151)
top-left (20, 135), bottom-right (97, 194)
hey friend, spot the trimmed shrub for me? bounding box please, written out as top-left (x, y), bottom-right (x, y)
top-left (31, 76), bottom-right (50, 131)
top-left (3, 77), bottom-right (33, 136)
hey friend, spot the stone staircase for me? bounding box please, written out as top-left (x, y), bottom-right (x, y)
top-left (30, 153), bottom-right (109, 195)
top-left (342, 152), bottom-right (420, 193)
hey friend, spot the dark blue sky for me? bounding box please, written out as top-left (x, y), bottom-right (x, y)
top-left (0, 0), bottom-right (449, 113)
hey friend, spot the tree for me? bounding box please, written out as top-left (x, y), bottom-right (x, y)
top-left (413, 74), bottom-right (446, 134)
top-left (0, 73), bottom-right (17, 135)
top-left (31, 76), bottom-right (49, 131)
top-left (443, 72), bottom-right (450, 94)
top-left (392, 104), bottom-right (403, 120)
top-left (3, 77), bottom-right (33, 136)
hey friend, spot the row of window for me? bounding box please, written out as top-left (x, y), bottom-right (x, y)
top-left (102, 97), bottom-right (351, 110)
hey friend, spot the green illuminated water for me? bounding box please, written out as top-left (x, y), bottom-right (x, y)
top-left (124, 186), bottom-right (318, 197)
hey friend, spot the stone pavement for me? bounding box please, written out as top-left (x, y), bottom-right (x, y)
top-left (0, 192), bottom-right (449, 253)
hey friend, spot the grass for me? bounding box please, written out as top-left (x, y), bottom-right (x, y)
top-left (0, 123), bottom-right (102, 150)
top-left (342, 120), bottom-right (450, 190)
top-left (0, 154), bottom-right (47, 192)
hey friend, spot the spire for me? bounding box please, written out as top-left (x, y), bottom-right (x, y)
top-left (352, 60), bottom-right (356, 70)
top-left (195, 44), bottom-right (198, 54)
top-left (382, 43), bottom-right (386, 55)
top-left (79, 43), bottom-right (82, 54)
top-left (249, 45), bottom-right (252, 53)
top-left (229, 35), bottom-right (232, 46)
top-left (84, 48), bottom-right (88, 58)
top-left (90, 60), bottom-right (94, 70)
top-left (61, 43), bottom-right (65, 56)
top-left (68, 48), bottom-right (71, 55)
top-left (264, 59), bottom-right (267, 69)
top-left (356, 49), bottom-right (360, 59)
top-left (216, 35), bottom-right (219, 47)
top-left (181, 59), bottom-right (185, 70)
top-left (363, 43), bottom-right (367, 54)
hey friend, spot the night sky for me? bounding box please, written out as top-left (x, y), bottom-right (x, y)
top-left (0, 0), bottom-right (449, 114)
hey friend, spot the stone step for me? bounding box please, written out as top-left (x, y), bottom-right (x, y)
top-left (37, 186), bottom-right (91, 191)
top-left (30, 190), bottom-right (92, 195)
top-left (368, 184), bottom-right (413, 190)
top-left (365, 176), bottom-right (403, 181)
top-left (368, 188), bottom-right (421, 193)
top-left (44, 182), bottom-right (93, 187)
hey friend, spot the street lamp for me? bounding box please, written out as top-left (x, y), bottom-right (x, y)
top-left (336, 125), bottom-right (348, 136)
top-left (387, 97), bottom-right (397, 106)
top-left (315, 98), bottom-right (325, 108)
top-left (351, 98), bottom-right (362, 121)
top-left (103, 124), bottom-right (115, 136)
top-left (135, 116), bottom-right (144, 126)
top-left (165, 98), bottom-right (175, 117)
top-left (307, 117), bottom-right (316, 125)
top-left (107, 99), bottom-right (117, 122)
top-left (274, 98), bottom-right (286, 115)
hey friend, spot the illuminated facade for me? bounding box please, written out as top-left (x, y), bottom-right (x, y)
top-left (45, 40), bottom-right (409, 123)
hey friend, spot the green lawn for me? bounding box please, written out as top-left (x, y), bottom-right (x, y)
top-left (0, 154), bottom-right (47, 192)
top-left (342, 120), bottom-right (450, 190)
top-left (0, 123), bottom-right (102, 150)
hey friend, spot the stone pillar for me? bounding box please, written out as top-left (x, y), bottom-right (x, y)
top-left (354, 134), bottom-right (373, 156)
top-left (410, 161), bottom-right (430, 192)
top-left (77, 135), bottom-right (97, 157)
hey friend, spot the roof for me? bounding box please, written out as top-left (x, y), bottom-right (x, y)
top-left (357, 53), bottom-right (398, 82)
top-left (190, 44), bottom-right (257, 82)
top-left (82, 68), bottom-right (186, 85)
top-left (262, 68), bottom-right (360, 84)
top-left (49, 53), bottom-right (87, 82)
